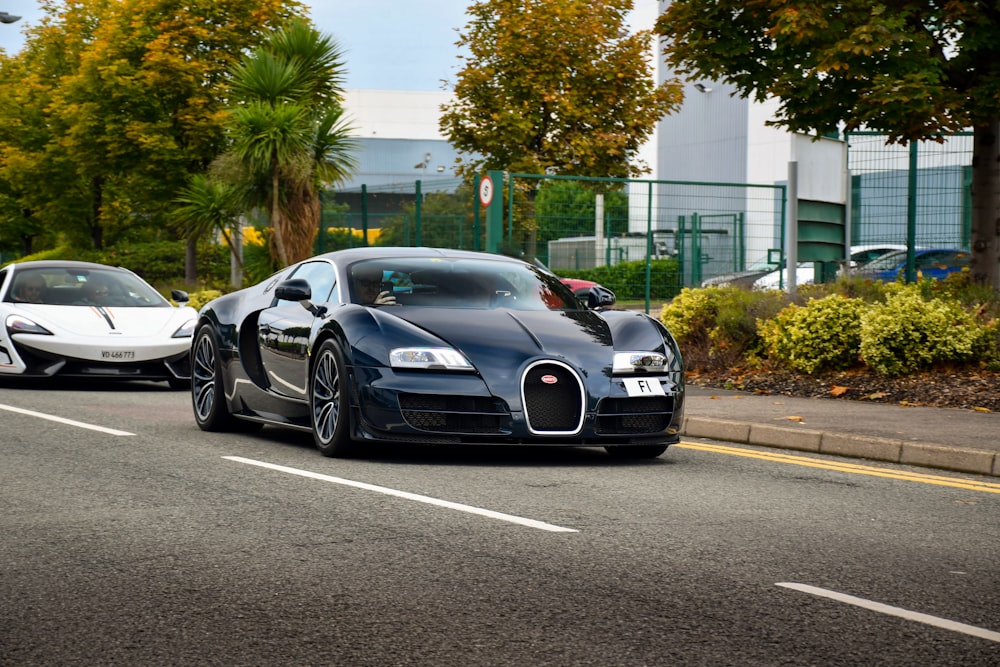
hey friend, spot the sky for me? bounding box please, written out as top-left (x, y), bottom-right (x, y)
top-left (0, 1), bottom-right (661, 91)
top-left (0, 1), bottom-right (468, 91)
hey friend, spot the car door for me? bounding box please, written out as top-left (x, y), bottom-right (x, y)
top-left (257, 261), bottom-right (337, 400)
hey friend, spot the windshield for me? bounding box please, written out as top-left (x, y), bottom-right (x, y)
top-left (4, 266), bottom-right (171, 307)
top-left (862, 250), bottom-right (907, 271)
top-left (348, 257), bottom-right (582, 310)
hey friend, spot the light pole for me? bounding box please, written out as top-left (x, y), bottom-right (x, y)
top-left (0, 12), bottom-right (21, 23)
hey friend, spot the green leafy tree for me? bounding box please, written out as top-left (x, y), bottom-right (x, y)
top-left (534, 179), bottom-right (629, 248)
top-left (377, 185), bottom-right (479, 249)
top-left (172, 174), bottom-right (248, 287)
top-left (441, 0), bottom-right (682, 180)
top-left (656, 1), bottom-right (1000, 289)
top-left (0, 0), bottom-right (302, 264)
top-left (226, 20), bottom-right (357, 268)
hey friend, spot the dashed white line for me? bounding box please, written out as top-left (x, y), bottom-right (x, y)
top-left (777, 582), bottom-right (1000, 642)
top-left (0, 403), bottom-right (135, 436)
top-left (224, 456), bottom-right (579, 533)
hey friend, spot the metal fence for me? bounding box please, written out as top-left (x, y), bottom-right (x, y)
top-left (322, 173), bottom-right (786, 303)
top-left (320, 132), bottom-right (974, 299)
top-left (846, 131), bottom-right (972, 250)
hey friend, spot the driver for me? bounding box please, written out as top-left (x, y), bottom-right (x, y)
top-left (353, 265), bottom-right (396, 306)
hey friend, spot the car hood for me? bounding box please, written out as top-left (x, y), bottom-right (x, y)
top-left (371, 307), bottom-right (630, 394)
top-left (13, 304), bottom-right (196, 338)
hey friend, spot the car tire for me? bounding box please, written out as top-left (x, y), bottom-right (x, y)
top-left (604, 445), bottom-right (668, 459)
top-left (310, 339), bottom-right (357, 457)
top-left (191, 325), bottom-right (241, 432)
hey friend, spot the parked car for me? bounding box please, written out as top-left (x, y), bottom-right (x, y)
top-left (751, 245), bottom-right (915, 290)
top-left (701, 256), bottom-right (780, 288)
top-left (526, 257), bottom-right (617, 304)
top-left (0, 260), bottom-right (197, 387)
top-left (857, 248), bottom-right (971, 282)
top-left (191, 247), bottom-right (684, 458)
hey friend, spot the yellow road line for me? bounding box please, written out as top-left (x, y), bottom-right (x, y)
top-left (677, 441), bottom-right (1000, 494)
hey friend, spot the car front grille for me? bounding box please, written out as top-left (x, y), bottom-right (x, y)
top-left (398, 393), bottom-right (508, 434)
top-left (522, 362), bottom-right (584, 434)
top-left (596, 396), bottom-right (674, 434)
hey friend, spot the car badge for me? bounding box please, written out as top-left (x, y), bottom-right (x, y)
top-left (541, 374), bottom-right (558, 385)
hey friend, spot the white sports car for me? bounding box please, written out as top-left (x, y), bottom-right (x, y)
top-left (0, 260), bottom-right (198, 388)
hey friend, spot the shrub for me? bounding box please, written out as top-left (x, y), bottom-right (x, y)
top-left (660, 286), bottom-right (785, 370)
top-left (758, 294), bottom-right (868, 374)
top-left (558, 258), bottom-right (681, 300)
top-left (184, 289), bottom-right (224, 311)
top-left (859, 284), bottom-right (986, 376)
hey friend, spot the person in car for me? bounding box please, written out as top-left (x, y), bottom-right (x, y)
top-left (353, 266), bottom-right (396, 305)
top-left (13, 275), bottom-right (46, 303)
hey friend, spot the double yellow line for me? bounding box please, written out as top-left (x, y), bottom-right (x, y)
top-left (678, 441), bottom-right (1000, 494)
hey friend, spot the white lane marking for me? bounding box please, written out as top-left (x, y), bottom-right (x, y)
top-left (224, 456), bottom-right (579, 533)
top-left (0, 403), bottom-right (135, 436)
top-left (777, 582), bottom-right (1000, 643)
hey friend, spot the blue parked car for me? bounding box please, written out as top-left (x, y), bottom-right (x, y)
top-left (859, 248), bottom-right (970, 282)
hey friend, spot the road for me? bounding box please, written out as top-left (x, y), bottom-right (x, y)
top-left (1, 380), bottom-right (998, 666)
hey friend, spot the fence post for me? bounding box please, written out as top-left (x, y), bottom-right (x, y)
top-left (905, 142), bottom-right (918, 282)
top-left (361, 184), bottom-right (369, 247)
top-left (786, 161), bottom-right (799, 294)
top-left (484, 170), bottom-right (504, 253)
top-left (472, 173), bottom-right (481, 251)
top-left (415, 179), bottom-right (422, 247)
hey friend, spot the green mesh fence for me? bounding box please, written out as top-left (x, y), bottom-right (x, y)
top-left (318, 134), bottom-right (973, 300)
top-left (846, 132), bottom-right (972, 250)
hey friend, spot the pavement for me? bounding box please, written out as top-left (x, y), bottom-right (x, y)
top-left (681, 386), bottom-right (1000, 478)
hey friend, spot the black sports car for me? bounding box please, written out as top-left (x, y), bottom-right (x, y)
top-left (191, 247), bottom-right (684, 458)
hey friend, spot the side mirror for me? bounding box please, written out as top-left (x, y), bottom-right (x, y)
top-left (275, 278), bottom-right (311, 302)
top-left (276, 278), bottom-right (326, 316)
top-left (587, 286), bottom-right (616, 310)
top-left (171, 289), bottom-right (190, 304)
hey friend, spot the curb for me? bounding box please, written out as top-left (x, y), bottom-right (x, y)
top-left (681, 416), bottom-right (1000, 478)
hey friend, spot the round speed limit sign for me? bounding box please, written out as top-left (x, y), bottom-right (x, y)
top-left (478, 175), bottom-right (494, 207)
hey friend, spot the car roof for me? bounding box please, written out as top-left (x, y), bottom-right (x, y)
top-left (7, 260), bottom-right (132, 273)
top-left (314, 247), bottom-right (530, 266)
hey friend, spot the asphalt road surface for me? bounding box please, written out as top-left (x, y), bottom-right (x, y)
top-left (2, 379), bottom-right (998, 666)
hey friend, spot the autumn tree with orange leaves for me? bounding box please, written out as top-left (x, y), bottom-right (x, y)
top-left (441, 0), bottom-right (681, 180)
top-left (0, 0), bottom-right (304, 270)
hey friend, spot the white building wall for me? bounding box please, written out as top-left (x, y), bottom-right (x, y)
top-left (342, 90), bottom-right (454, 140)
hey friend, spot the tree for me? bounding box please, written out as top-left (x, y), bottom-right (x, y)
top-left (0, 0), bottom-right (304, 266)
top-left (440, 0), bottom-right (682, 180)
top-left (655, 1), bottom-right (1000, 289)
top-left (226, 20), bottom-right (357, 268)
top-left (172, 174), bottom-right (247, 287)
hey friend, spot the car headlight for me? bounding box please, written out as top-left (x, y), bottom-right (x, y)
top-left (172, 319), bottom-right (197, 339)
top-left (6, 314), bottom-right (53, 335)
top-left (613, 351), bottom-right (667, 374)
top-left (390, 347), bottom-right (474, 371)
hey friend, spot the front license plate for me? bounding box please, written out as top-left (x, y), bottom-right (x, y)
top-left (101, 350), bottom-right (135, 360)
top-left (622, 377), bottom-right (665, 397)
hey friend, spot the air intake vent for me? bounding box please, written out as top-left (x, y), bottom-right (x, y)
top-left (522, 361), bottom-right (584, 434)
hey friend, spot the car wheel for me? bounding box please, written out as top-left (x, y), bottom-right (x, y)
top-left (191, 325), bottom-right (240, 432)
top-left (604, 445), bottom-right (668, 459)
top-left (310, 340), bottom-right (357, 457)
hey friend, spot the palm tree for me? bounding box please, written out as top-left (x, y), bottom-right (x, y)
top-left (172, 173), bottom-right (248, 287)
top-left (226, 20), bottom-right (357, 268)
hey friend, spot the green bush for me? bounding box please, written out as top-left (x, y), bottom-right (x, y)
top-left (558, 258), bottom-right (682, 300)
top-left (660, 286), bottom-right (786, 369)
top-left (184, 289), bottom-right (224, 311)
top-left (758, 294), bottom-right (869, 374)
top-left (4, 241), bottom-right (233, 291)
top-left (859, 284), bottom-right (987, 376)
